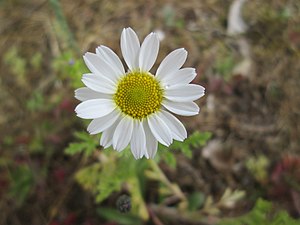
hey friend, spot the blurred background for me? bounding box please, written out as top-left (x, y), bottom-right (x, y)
top-left (0, 0), bottom-right (300, 224)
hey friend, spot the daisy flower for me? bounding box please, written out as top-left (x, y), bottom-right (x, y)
top-left (75, 27), bottom-right (205, 159)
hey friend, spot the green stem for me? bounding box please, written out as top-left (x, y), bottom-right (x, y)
top-left (49, 0), bottom-right (78, 52)
top-left (148, 160), bottom-right (187, 206)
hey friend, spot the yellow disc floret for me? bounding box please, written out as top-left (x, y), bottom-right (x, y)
top-left (114, 71), bottom-right (163, 119)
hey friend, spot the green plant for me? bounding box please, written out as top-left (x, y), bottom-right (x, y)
top-left (159, 131), bottom-right (212, 167)
top-left (4, 47), bottom-right (26, 80)
top-left (246, 155), bottom-right (270, 183)
top-left (52, 51), bottom-right (88, 88)
top-left (65, 131), bottom-right (98, 157)
top-left (9, 165), bottom-right (35, 206)
top-left (65, 130), bottom-right (212, 222)
top-left (214, 54), bottom-right (235, 80)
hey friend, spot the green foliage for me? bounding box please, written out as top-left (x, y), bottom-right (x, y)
top-left (75, 153), bottom-right (149, 220)
top-left (75, 163), bottom-right (101, 192)
top-left (219, 199), bottom-right (300, 225)
top-left (159, 131), bottom-right (212, 162)
top-left (9, 165), bottom-right (35, 205)
top-left (64, 131), bottom-right (98, 157)
top-left (30, 52), bottom-right (42, 70)
top-left (66, 130), bottom-right (211, 164)
top-left (188, 192), bottom-right (205, 211)
top-left (127, 175), bottom-right (148, 220)
top-left (4, 46), bottom-right (26, 78)
top-left (66, 131), bottom-right (211, 220)
top-left (52, 51), bottom-right (88, 88)
top-left (215, 55), bottom-right (235, 80)
top-left (4, 48), bottom-right (42, 85)
top-left (160, 149), bottom-right (177, 168)
top-left (246, 155), bottom-right (270, 183)
top-left (26, 91), bottom-right (44, 112)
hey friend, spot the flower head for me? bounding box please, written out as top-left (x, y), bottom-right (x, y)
top-left (75, 27), bottom-right (205, 159)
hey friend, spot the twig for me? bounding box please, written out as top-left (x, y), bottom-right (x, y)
top-left (148, 205), bottom-right (165, 225)
top-left (149, 204), bottom-right (212, 225)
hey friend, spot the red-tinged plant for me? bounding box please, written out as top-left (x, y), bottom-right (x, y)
top-left (271, 155), bottom-right (300, 194)
top-left (270, 155), bottom-right (300, 215)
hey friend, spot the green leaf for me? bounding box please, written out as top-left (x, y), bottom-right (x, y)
top-left (95, 158), bottom-right (123, 202)
top-left (64, 132), bottom-right (98, 156)
top-left (9, 165), bottom-right (35, 205)
top-left (75, 163), bottom-right (101, 193)
top-left (75, 153), bottom-right (150, 220)
top-left (127, 176), bottom-right (149, 220)
top-left (246, 155), bottom-right (270, 182)
top-left (166, 131), bottom-right (212, 158)
top-left (160, 149), bottom-right (177, 168)
top-left (26, 91), bottom-right (44, 111)
top-left (188, 192), bottom-right (205, 211)
top-left (4, 47), bottom-right (26, 77)
top-left (30, 52), bottom-right (42, 69)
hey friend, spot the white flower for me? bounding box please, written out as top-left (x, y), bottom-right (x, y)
top-left (75, 27), bottom-right (205, 159)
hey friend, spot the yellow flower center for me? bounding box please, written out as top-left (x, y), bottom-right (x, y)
top-left (114, 71), bottom-right (163, 119)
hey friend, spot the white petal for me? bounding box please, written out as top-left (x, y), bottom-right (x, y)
top-left (160, 68), bottom-right (197, 86)
top-left (100, 117), bottom-right (121, 148)
top-left (162, 100), bottom-right (199, 116)
top-left (120, 27), bottom-right (140, 71)
top-left (165, 84), bottom-right (205, 102)
top-left (83, 52), bottom-right (120, 82)
top-left (130, 121), bottom-right (147, 159)
top-left (139, 33), bottom-right (159, 72)
top-left (143, 121), bottom-right (158, 158)
top-left (147, 113), bottom-right (172, 146)
top-left (87, 110), bottom-right (120, 135)
top-left (156, 48), bottom-right (187, 79)
top-left (75, 99), bottom-right (115, 119)
top-left (75, 87), bottom-right (111, 101)
top-left (113, 116), bottom-right (134, 151)
top-left (160, 110), bottom-right (187, 141)
top-left (96, 45), bottom-right (125, 76)
top-left (82, 73), bottom-right (116, 94)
